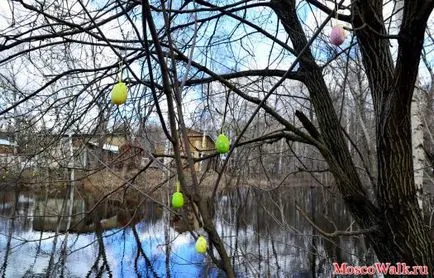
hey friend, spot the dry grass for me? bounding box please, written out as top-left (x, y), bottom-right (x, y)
top-left (5, 166), bottom-right (328, 201)
top-left (78, 167), bottom-right (165, 202)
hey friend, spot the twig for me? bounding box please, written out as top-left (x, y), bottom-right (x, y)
top-left (295, 204), bottom-right (376, 238)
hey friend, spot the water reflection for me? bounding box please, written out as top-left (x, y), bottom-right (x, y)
top-left (0, 186), bottom-right (371, 277)
top-left (215, 187), bottom-right (374, 277)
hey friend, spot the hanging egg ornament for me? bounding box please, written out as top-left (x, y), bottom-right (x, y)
top-left (215, 134), bottom-right (230, 154)
top-left (111, 81), bottom-right (128, 105)
top-left (171, 181), bottom-right (184, 209)
top-left (329, 25), bottom-right (347, 46)
top-left (171, 192), bottom-right (184, 209)
top-left (195, 236), bottom-right (208, 254)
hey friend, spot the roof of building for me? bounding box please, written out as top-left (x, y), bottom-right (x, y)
top-left (0, 139), bottom-right (17, 147)
top-left (88, 141), bottom-right (119, 153)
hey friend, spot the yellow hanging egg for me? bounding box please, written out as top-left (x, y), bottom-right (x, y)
top-left (195, 236), bottom-right (208, 254)
top-left (111, 82), bottom-right (128, 105)
top-left (171, 192), bottom-right (184, 209)
top-left (215, 134), bottom-right (230, 154)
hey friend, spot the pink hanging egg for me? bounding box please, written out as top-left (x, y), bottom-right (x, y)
top-left (330, 25), bottom-right (346, 46)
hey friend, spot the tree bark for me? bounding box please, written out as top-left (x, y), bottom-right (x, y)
top-left (271, 0), bottom-right (434, 272)
top-left (353, 0), bottom-right (434, 268)
top-left (393, 0), bottom-right (425, 213)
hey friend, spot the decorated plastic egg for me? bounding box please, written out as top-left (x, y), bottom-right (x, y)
top-left (111, 82), bottom-right (128, 105)
top-left (171, 192), bottom-right (184, 209)
top-left (215, 134), bottom-right (230, 154)
top-left (330, 25), bottom-right (346, 46)
top-left (195, 236), bottom-right (208, 254)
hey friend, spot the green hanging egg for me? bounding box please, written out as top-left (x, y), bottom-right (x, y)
top-left (215, 134), bottom-right (230, 154)
top-left (111, 82), bottom-right (128, 105)
top-left (171, 192), bottom-right (184, 209)
top-left (195, 236), bottom-right (208, 254)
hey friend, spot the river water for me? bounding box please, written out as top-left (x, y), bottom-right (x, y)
top-left (0, 186), bottom-right (371, 277)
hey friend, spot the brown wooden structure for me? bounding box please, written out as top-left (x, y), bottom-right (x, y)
top-left (181, 129), bottom-right (216, 171)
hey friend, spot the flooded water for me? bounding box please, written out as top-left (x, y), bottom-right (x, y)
top-left (0, 185), bottom-right (372, 277)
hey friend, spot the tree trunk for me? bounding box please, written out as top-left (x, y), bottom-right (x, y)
top-left (412, 87), bottom-right (426, 211)
top-left (353, 0), bottom-right (434, 269)
top-left (393, 0), bottom-right (425, 213)
top-left (271, 0), bottom-right (434, 272)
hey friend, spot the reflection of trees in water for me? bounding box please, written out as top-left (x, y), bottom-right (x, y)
top-left (0, 186), bottom-right (373, 277)
top-left (0, 186), bottom-right (20, 277)
top-left (131, 225), bottom-right (159, 278)
top-left (215, 187), bottom-right (374, 277)
top-left (0, 187), bottom-right (164, 277)
top-left (0, 189), bottom-right (33, 234)
top-left (85, 220), bottom-right (113, 278)
top-left (30, 193), bottom-right (162, 234)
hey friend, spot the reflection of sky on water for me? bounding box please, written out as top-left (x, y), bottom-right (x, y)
top-left (0, 188), bottom-right (367, 277)
top-left (0, 218), bottom-right (217, 277)
top-left (107, 221), bottom-right (211, 278)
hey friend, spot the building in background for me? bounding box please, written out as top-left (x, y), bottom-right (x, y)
top-left (0, 138), bottom-right (21, 168)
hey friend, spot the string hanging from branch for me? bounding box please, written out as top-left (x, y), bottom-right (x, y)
top-left (215, 90), bottom-right (230, 154)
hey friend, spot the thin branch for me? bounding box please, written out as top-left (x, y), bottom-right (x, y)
top-left (185, 69), bottom-right (305, 85)
top-left (304, 0), bottom-right (351, 22)
top-left (296, 204), bottom-right (377, 238)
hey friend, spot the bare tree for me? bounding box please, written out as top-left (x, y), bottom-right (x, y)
top-left (1, 0), bottom-right (434, 276)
